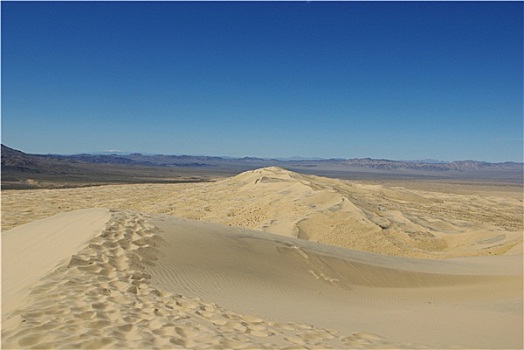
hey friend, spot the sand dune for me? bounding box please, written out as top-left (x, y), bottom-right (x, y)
top-left (1, 208), bottom-right (111, 317)
top-left (2, 168), bottom-right (523, 348)
top-left (2, 208), bottom-right (522, 349)
top-left (2, 167), bottom-right (522, 259)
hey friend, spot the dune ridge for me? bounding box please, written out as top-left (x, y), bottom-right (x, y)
top-left (2, 168), bottom-right (522, 349)
top-left (1, 208), bottom-right (111, 316)
top-left (1, 210), bottom-right (429, 349)
top-left (2, 209), bottom-right (522, 349)
top-left (2, 167), bottom-right (522, 259)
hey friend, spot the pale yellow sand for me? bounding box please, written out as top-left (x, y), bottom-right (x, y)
top-left (2, 168), bottom-right (523, 349)
top-left (2, 209), bottom-right (522, 349)
top-left (1, 208), bottom-right (111, 316)
top-left (2, 167), bottom-right (522, 258)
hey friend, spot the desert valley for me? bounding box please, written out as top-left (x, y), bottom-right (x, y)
top-left (1, 147), bottom-right (522, 349)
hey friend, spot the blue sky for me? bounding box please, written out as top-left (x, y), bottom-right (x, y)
top-left (2, 2), bottom-right (522, 162)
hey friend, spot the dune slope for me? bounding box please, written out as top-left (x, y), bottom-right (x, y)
top-left (2, 167), bottom-right (522, 259)
top-left (1, 208), bottom-right (111, 316)
top-left (2, 209), bottom-right (522, 349)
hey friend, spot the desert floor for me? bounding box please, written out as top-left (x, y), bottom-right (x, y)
top-left (2, 167), bottom-right (523, 349)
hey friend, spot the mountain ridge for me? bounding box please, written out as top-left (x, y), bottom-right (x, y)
top-left (2, 144), bottom-right (522, 189)
top-left (3, 144), bottom-right (521, 171)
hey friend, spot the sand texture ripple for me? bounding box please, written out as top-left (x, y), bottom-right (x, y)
top-left (2, 208), bottom-right (522, 349)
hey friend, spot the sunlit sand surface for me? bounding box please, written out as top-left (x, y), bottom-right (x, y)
top-left (2, 168), bottom-right (522, 349)
top-left (3, 167), bottom-right (522, 258)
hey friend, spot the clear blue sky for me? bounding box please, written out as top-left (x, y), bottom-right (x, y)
top-left (2, 1), bottom-right (522, 162)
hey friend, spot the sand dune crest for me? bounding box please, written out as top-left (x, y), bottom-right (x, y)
top-left (1, 208), bottom-right (111, 316)
top-left (3, 167), bottom-right (521, 259)
top-left (2, 209), bottom-right (522, 349)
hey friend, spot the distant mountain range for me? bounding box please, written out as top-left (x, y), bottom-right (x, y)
top-left (2, 144), bottom-right (522, 174)
top-left (2, 144), bottom-right (523, 189)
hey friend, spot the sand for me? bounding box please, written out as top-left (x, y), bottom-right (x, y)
top-left (1, 208), bottom-right (111, 317)
top-left (2, 167), bottom-right (522, 258)
top-left (1, 167), bottom-right (523, 349)
top-left (2, 167), bottom-right (524, 259)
